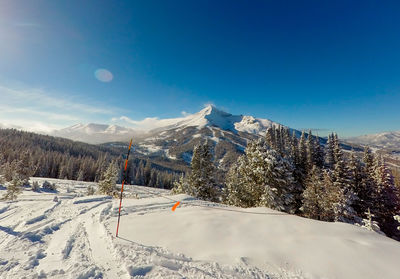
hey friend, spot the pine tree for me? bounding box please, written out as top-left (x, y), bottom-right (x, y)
top-left (306, 130), bottom-right (315, 170)
top-left (320, 170), bottom-right (337, 221)
top-left (372, 157), bottom-right (400, 237)
top-left (359, 208), bottom-right (384, 234)
top-left (360, 146), bottom-right (376, 215)
top-left (301, 166), bottom-right (325, 220)
top-left (348, 150), bottom-right (363, 216)
top-left (265, 127), bottom-right (276, 150)
top-left (98, 161), bottom-right (118, 196)
top-left (313, 137), bottom-right (324, 168)
top-left (331, 140), bottom-right (356, 223)
top-left (77, 168), bottom-right (85, 181)
top-left (18, 151), bottom-right (34, 185)
top-left (257, 148), bottom-right (296, 213)
top-left (171, 174), bottom-right (192, 195)
top-left (299, 131), bottom-right (307, 172)
top-left (325, 133), bottom-right (335, 168)
top-left (188, 142), bottom-right (219, 202)
top-left (3, 173), bottom-right (23, 200)
top-left (224, 155), bottom-right (252, 207)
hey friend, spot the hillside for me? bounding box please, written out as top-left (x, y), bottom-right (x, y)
top-left (0, 129), bottom-right (184, 188)
top-left (1, 179), bottom-right (400, 279)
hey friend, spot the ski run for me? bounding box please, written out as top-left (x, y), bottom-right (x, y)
top-left (1, 178), bottom-right (400, 279)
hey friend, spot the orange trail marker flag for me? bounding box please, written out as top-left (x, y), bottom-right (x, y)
top-left (172, 201), bottom-right (180, 211)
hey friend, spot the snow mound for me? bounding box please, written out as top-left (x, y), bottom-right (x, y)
top-left (114, 194), bottom-right (400, 279)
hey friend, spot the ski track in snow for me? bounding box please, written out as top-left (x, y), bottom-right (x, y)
top-left (2, 179), bottom-right (399, 279)
top-left (0, 182), bottom-right (294, 279)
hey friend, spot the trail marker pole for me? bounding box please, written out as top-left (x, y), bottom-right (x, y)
top-left (116, 139), bottom-right (133, 237)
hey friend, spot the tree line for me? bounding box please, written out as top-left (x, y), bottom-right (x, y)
top-left (0, 129), bottom-right (180, 190)
top-left (173, 126), bottom-right (400, 240)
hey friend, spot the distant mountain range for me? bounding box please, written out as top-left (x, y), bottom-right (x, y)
top-left (2, 105), bottom-right (399, 168)
top-left (50, 105), bottom-right (293, 169)
top-left (49, 105), bottom-right (400, 166)
top-left (345, 131), bottom-right (400, 150)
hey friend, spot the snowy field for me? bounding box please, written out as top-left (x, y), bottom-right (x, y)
top-left (1, 178), bottom-right (400, 279)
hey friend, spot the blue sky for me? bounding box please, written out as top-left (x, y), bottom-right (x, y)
top-left (0, 0), bottom-right (399, 137)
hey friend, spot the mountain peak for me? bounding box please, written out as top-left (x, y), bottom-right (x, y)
top-left (200, 105), bottom-right (231, 117)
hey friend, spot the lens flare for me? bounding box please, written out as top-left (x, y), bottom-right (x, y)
top-left (94, 68), bottom-right (113, 82)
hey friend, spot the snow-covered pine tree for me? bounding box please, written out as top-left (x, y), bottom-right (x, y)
top-left (265, 127), bottom-right (276, 150)
top-left (306, 130), bottom-right (315, 170)
top-left (77, 168), bottom-right (85, 181)
top-left (3, 173), bottom-right (23, 200)
top-left (372, 157), bottom-right (400, 237)
top-left (360, 146), bottom-right (376, 213)
top-left (236, 139), bottom-right (268, 207)
top-left (188, 142), bottom-right (219, 202)
top-left (325, 133), bottom-right (335, 168)
top-left (348, 150), bottom-right (364, 216)
top-left (290, 131), bottom-right (299, 164)
top-left (301, 165), bottom-right (325, 220)
top-left (258, 148), bottom-right (296, 213)
top-left (12, 151), bottom-right (34, 186)
top-left (331, 141), bottom-right (357, 223)
top-left (171, 174), bottom-right (193, 195)
top-left (282, 127), bottom-right (291, 154)
top-left (288, 131), bottom-right (303, 213)
top-left (98, 161), bottom-right (118, 196)
top-left (313, 137), bottom-right (324, 168)
top-left (275, 126), bottom-right (282, 155)
top-left (359, 208), bottom-right (384, 234)
top-left (298, 131), bottom-right (307, 173)
top-left (320, 170), bottom-right (337, 221)
top-left (224, 155), bottom-right (253, 207)
top-left (143, 160), bottom-right (152, 186)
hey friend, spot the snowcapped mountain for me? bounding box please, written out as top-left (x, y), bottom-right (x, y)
top-left (51, 105), bottom-right (289, 169)
top-left (132, 106), bottom-right (306, 171)
top-left (345, 131), bottom-right (400, 150)
top-left (52, 123), bottom-right (137, 144)
top-left (53, 105), bottom-right (284, 144)
top-left (150, 105), bottom-right (281, 134)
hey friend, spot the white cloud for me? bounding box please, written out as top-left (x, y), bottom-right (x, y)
top-left (113, 113), bottom-right (194, 131)
top-left (0, 85), bottom-right (115, 115)
top-left (0, 83), bottom-right (118, 132)
top-left (0, 105), bottom-right (79, 121)
top-left (0, 118), bottom-right (63, 133)
top-left (181, 111), bottom-right (190, 116)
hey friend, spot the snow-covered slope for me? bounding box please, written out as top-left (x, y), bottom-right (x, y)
top-left (1, 178), bottom-right (400, 279)
top-left (346, 131), bottom-right (400, 150)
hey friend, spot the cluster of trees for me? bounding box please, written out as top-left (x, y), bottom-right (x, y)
top-left (174, 127), bottom-right (400, 239)
top-left (0, 129), bottom-right (180, 190)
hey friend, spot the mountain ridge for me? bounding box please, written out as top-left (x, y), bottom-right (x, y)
top-left (51, 105), bottom-right (284, 144)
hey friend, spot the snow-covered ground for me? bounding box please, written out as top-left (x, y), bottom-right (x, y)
top-left (1, 178), bottom-right (400, 279)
